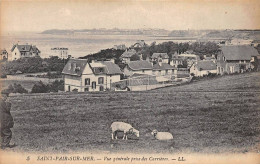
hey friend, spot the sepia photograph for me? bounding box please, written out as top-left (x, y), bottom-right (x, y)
top-left (0, 0), bottom-right (259, 164)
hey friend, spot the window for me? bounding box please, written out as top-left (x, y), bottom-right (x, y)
top-left (68, 86), bottom-right (70, 92)
top-left (99, 86), bottom-right (104, 91)
top-left (142, 70), bottom-right (145, 73)
top-left (166, 70), bottom-right (168, 74)
top-left (92, 81), bottom-right (96, 89)
top-left (230, 66), bottom-right (235, 73)
top-left (98, 77), bottom-right (104, 84)
top-left (223, 57), bottom-right (226, 61)
top-left (97, 67), bottom-right (104, 73)
top-left (15, 53), bottom-right (16, 55)
top-left (84, 88), bottom-right (89, 92)
top-left (85, 78), bottom-right (90, 85)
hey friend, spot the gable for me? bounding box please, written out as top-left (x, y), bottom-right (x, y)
top-left (62, 59), bottom-right (88, 76)
top-left (82, 63), bottom-right (94, 75)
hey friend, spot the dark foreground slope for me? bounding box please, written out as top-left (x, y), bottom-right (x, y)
top-left (9, 72), bottom-right (260, 153)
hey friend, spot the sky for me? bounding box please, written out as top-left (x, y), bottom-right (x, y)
top-left (1, 0), bottom-right (260, 33)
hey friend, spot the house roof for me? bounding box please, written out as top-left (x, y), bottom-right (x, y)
top-left (221, 45), bottom-right (259, 60)
top-left (0, 49), bottom-right (8, 54)
top-left (31, 46), bottom-right (40, 53)
top-left (178, 53), bottom-right (197, 58)
top-left (195, 60), bottom-right (217, 71)
top-left (172, 56), bottom-right (183, 61)
top-left (62, 59), bottom-right (89, 76)
top-left (102, 61), bottom-right (123, 75)
top-left (151, 53), bottom-right (169, 59)
top-left (62, 59), bottom-right (123, 76)
top-left (204, 56), bottom-right (216, 61)
top-left (153, 63), bottom-right (175, 70)
top-left (121, 49), bottom-right (136, 58)
top-left (127, 60), bottom-right (153, 70)
top-left (11, 44), bottom-right (40, 53)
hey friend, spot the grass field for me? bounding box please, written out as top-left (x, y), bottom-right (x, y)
top-left (7, 72), bottom-right (260, 154)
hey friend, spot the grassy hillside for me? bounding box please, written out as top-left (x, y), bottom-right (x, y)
top-left (8, 72), bottom-right (260, 153)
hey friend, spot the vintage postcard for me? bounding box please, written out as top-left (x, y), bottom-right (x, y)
top-left (0, 0), bottom-right (259, 164)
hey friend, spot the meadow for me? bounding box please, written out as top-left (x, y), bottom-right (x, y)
top-left (7, 72), bottom-right (260, 154)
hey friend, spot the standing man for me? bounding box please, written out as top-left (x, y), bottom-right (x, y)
top-left (0, 91), bottom-right (15, 149)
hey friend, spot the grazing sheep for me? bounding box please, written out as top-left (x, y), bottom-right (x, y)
top-left (111, 122), bottom-right (139, 140)
top-left (151, 129), bottom-right (173, 140)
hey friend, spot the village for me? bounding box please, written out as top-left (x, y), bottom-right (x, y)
top-left (1, 38), bottom-right (260, 93)
top-left (1, 0), bottom-right (260, 163)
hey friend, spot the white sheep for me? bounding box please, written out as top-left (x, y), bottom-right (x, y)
top-left (111, 122), bottom-right (139, 140)
top-left (151, 129), bottom-right (173, 140)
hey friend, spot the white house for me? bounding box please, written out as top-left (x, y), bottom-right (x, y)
top-left (151, 53), bottom-right (169, 63)
top-left (62, 59), bottom-right (123, 92)
top-left (152, 62), bottom-right (176, 76)
top-left (190, 60), bottom-right (217, 77)
top-left (10, 44), bottom-right (40, 61)
top-left (50, 47), bottom-right (69, 59)
top-left (123, 60), bottom-right (153, 76)
top-left (178, 53), bottom-right (199, 68)
top-left (170, 56), bottom-right (183, 68)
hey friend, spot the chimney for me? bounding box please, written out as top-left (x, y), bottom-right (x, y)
top-left (170, 60), bottom-right (173, 66)
top-left (159, 60), bottom-right (162, 66)
top-left (109, 58), bottom-right (115, 63)
top-left (146, 55), bottom-right (150, 62)
top-left (73, 63), bottom-right (76, 70)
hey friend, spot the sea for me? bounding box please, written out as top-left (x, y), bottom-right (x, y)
top-left (0, 32), bottom-right (197, 58)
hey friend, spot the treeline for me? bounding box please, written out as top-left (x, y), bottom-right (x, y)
top-left (0, 56), bottom-right (68, 76)
top-left (141, 41), bottom-right (220, 60)
top-left (2, 80), bottom-right (64, 94)
top-left (79, 48), bottom-right (125, 63)
top-left (79, 48), bottom-right (126, 69)
top-left (80, 41), bottom-right (220, 63)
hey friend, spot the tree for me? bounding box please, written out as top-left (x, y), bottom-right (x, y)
top-left (13, 83), bottom-right (28, 93)
top-left (130, 54), bottom-right (140, 61)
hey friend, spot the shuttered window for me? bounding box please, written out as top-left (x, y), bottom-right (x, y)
top-left (85, 78), bottom-right (90, 85)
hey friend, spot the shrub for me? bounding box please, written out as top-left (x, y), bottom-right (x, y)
top-left (13, 83), bottom-right (28, 93)
top-left (31, 81), bottom-right (49, 93)
top-left (1, 74), bottom-right (7, 78)
top-left (2, 83), bottom-right (28, 94)
top-left (48, 80), bottom-right (64, 92)
top-left (31, 80), bottom-right (64, 93)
